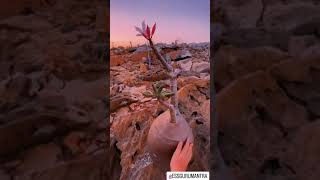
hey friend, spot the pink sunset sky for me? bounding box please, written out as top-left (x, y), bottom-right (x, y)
top-left (110, 0), bottom-right (210, 47)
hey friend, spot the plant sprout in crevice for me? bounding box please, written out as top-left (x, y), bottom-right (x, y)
top-left (143, 82), bottom-right (176, 122)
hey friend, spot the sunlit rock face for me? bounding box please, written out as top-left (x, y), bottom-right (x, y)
top-left (110, 43), bottom-right (210, 180)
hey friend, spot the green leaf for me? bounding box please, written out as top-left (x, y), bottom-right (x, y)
top-left (143, 91), bottom-right (154, 97)
top-left (161, 90), bottom-right (174, 98)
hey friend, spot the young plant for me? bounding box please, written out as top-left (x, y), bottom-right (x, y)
top-left (143, 82), bottom-right (177, 123)
top-left (135, 21), bottom-right (180, 123)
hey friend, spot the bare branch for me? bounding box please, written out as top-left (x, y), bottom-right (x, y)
top-left (148, 39), bottom-right (173, 72)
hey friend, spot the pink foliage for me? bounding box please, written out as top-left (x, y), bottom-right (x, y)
top-left (135, 21), bottom-right (156, 40)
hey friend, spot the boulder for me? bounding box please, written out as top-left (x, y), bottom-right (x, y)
top-left (111, 108), bottom-right (156, 180)
top-left (167, 49), bottom-right (192, 61)
top-left (177, 76), bottom-right (209, 89)
top-left (192, 62), bottom-right (210, 73)
top-left (177, 84), bottom-right (209, 122)
top-left (215, 46), bottom-right (288, 91)
top-left (216, 71), bottom-right (309, 179)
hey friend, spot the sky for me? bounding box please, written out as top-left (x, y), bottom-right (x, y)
top-left (110, 0), bottom-right (210, 47)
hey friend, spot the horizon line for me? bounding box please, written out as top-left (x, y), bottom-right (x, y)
top-left (110, 40), bottom-right (210, 47)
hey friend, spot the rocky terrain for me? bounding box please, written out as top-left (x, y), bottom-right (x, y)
top-left (0, 0), bottom-right (107, 179)
top-left (2, 0), bottom-right (319, 180)
top-left (213, 0), bottom-right (320, 180)
top-left (110, 43), bottom-right (210, 180)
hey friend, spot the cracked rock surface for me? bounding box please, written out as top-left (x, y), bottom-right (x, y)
top-left (0, 0), bottom-right (107, 179)
top-left (213, 1), bottom-right (320, 180)
top-left (110, 44), bottom-right (210, 180)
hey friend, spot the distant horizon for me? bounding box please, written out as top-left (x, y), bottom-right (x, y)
top-left (110, 40), bottom-right (210, 48)
top-left (111, 0), bottom-right (210, 47)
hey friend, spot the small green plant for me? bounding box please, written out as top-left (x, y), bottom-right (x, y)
top-left (142, 82), bottom-right (174, 100)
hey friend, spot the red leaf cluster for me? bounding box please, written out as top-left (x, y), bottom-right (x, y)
top-left (135, 21), bottom-right (156, 40)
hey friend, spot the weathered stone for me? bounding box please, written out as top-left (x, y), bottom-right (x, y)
top-left (177, 76), bottom-right (209, 89)
top-left (224, 0), bottom-right (262, 29)
top-left (200, 100), bottom-right (210, 122)
top-left (38, 90), bottom-right (66, 111)
top-left (285, 120), bottom-right (320, 180)
top-left (300, 44), bottom-right (320, 58)
top-left (215, 46), bottom-right (288, 91)
top-left (221, 29), bottom-right (291, 51)
top-left (288, 35), bottom-right (319, 57)
top-left (110, 93), bottom-right (139, 112)
top-left (15, 152), bottom-right (107, 180)
top-left (177, 59), bottom-right (192, 71)
top-left (167, 49), bottom-right (192, 61)
top-left (3, 73), bottom-right (31, 100)
top-left (216, 71), bottom-right (311, 179)
top-left (178, 84), bottom-right (209, 122)
top-left (111, 108), bottom-right (155, 180)
top-left (264, 3), bottom-right (320, 32)
top-left (0, 1), bottom-right (108, 179)
top-left (32, 125), bottom-right (56, 137)
top-left (191, 62), bottom-right (210, 73)
top-left (213, 1), bottom-right (320, 180)
top-left (16, 143), bottom-right (62, 174)
top-left (0, 15), bottom-right (53, 31)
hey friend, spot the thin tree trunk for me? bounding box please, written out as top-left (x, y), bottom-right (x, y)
top-left (148, 39), bottom-right (179, 122)
top-left (148, 40), bottom-right (173, 72)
